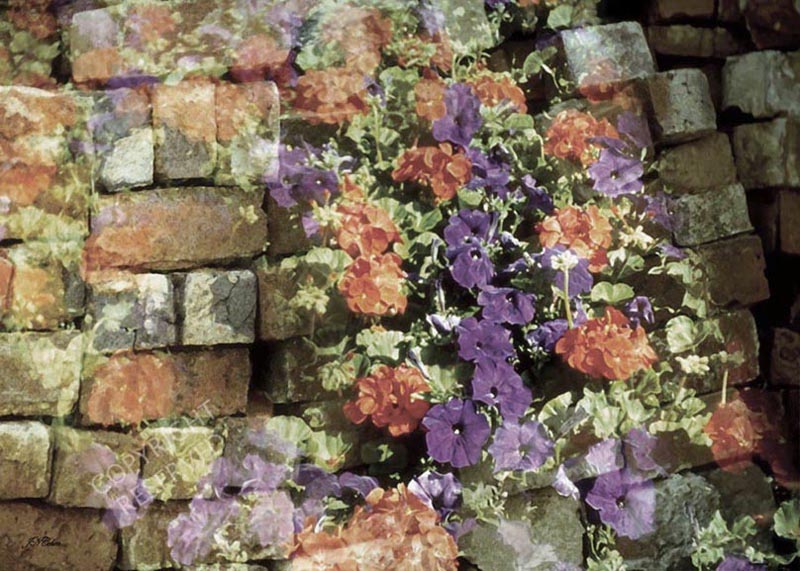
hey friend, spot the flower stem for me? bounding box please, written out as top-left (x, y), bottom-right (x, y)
top-left (721, 370), bottom-right (728, 404)
top-left (563, 269), bottom-right (574, 328)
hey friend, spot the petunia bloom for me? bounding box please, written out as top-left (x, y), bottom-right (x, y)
top-left (392, 143), bottom-right (472, 202)
top-left (537, 205), bottom-right (613, 273)
top-left (588, 147), bottom-right (644, 197)
top-left (488, 420), bottom-right (554, 473)
top-left (471, 359), bottom-right (532, 420)
top-left (167, 497), bottom-right (239, 565)
top-left (538, 246), bottom-right (593, 298)
top-left (343, 364), bottom-right (431, 437)
top-left (338, 253), bottom-right (407, 316)
top-left (422, 398), bottom-right (491, 468)
top-left (555, 307), bottom-right (658, 380)
top-left (432, 83), bottom-right (482, 148)
top-left (716, 556), bottom-right (767, 571)
top-left (408, 471), bottom-right (462, 519)
top-left (527, 319), bottom-right (570, 353)
top-left (447, 238), bottom-right (495, 290)
top-left (477, 286), bottom-right (536, 325)
top-left (585, 468), bottom-right (656, 540)
top-left (444, 209), bottom-right (497, 249)
top-left (456, 317), bottom-right (515, 363)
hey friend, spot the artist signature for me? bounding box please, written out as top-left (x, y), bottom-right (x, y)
top-left (23, 536), bottom-right (63, 549)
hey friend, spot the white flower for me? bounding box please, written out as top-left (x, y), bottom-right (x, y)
top-left (676, 355), bottom-right (710, 375)
top-left (550, 250), bottom-right (580, 272)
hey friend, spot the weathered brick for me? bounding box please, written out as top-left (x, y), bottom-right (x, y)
top-left (81, 348), bottom-right (250, 426)
top-left (747, 189), bottom-right (779, 254)
top-left (742, 0), bottom-right (800, 50)
top-left (83, 187), bottom-right (267, 272)
top-left (49, 426), bottom-right (142, 508)
top-left (258, 337), bottom-right (340, 404)
top-left (694, 234), bottom-right (770, 308)
top-left (723, 51), bottom-right (800, 119)
top-left (718, 0), bottom-right (743, 23)
top-left (733, 118), bottom-right (800, 189)
top-left (779, 190), bottom-right (800, 254)
top-left (670, 183), bottom-right (752, 246)
top-left (560, 22), bottom-right (655, 95)
top-left (771, 328), bottom-right (800, 387)
top-left (87, 271), bottom-right (176, 353)
top-left (153, 81), bottom-right (217, 181)
top-left (266, 196), bottom-right (312, 256)
top-left (646, 69), bottom-right (717, 145)
top-left (0, 331), bottom-right (82, 417)
top-left (215, 82), bottom-right (279, 188)
top-left (649, 0), bottom-right (715, 22)
top-left (0, 242), bottom-right (84, 331)
top-left (141, 426), bottom-right (224, 500)
top-left (0, 422), bottom-right (52, 499)
top-left (648, 26), bottom-right (749, 59)
top-left (180, 269), bottom-right (256, 346)
top-left (120, 501), bottom-right (186, 571)
top-left (0, 502), bottom-right (117, 571)
top-left (658, 133), bottom-right (737, 193)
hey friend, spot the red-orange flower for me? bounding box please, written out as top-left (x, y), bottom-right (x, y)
top-left (344, 364), bottom-right (431, 436)
top-left (231, 34), bottom-right (291, 83)
top-left (392, 143), bottom-right (472, 203)
top-left (704, 398), bottom-right (760, 473)
top-left (555, 307), bottom-right (658, 380)
top-left (537, 205), bottom-right (613, 272)
top-left (470, 74), bottom-right (527, 113)
top-left (293, 485), bottom-right (458, 571)
top-left (338, 253), bottom-right (407, 316)
top-left (322, 7), bottom-right (393, 76)
top-left (414, 76), bottom-right (447, 122)
top-left (335, 202), bottom-right (401, 258)
top-left (293, 68), bottom-right (369, 125)
top-left (544, 108), bottom-right (619, 166)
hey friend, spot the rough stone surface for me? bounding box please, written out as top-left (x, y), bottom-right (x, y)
top-left (141, 426), bottom-right (224, 500)
top-left (747, 189), bottom-right (779, 254)
top-left (723, 50), bottom-right (800, 119)
top-left (0, 331), bottom-right (83, 417)
top-left (647, 69), bottom-right (717, 145)
top-left (81, 348), bottom-right (250, 426)
top-left (780, 190), bottom-right (800, 254)
top-left (87, 271), bottom-right (176, 352)
top-left (0, 502), bottom-right (118, 571)
top-left (733, 118), bottom-right (800, 189)
top-left (561, 22), bottom-right (655, 94)
top-left (648, 26), bottom-right (749, 58)
top-left (649, 0), bottom-right (715, 21)
top-left (771, 328), bottom-right (800, 387)
top-left (83, 187), bottom-right (268, 272)
top-left (181, 269), bottom-right (256, 346)
top-left (100, 127), bottom-right (154, 191)
top-left (461, 489), bottom-right (584, 571)
top-left (618, 473), bottom-right (720, 571)
top-left (658, 133), bottom-right (737, 194)
top-left (670, 183), bottom-right (752, 246)
top-left (119, 501), bottom-right (186, 571)
top-left (266, 196), bottom-right (312, 256)
top-left (0, 421), bottom-right (52, 499)
top-left (153, 81), bottom-right (217, 181)
top-left (695, 234), bottom-right (770, 308)
top-left (49, 426), bottom-right (142, 508)
top-left (259, 337), bottom-right (340, 404)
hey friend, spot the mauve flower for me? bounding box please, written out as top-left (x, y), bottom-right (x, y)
top-left (489, 420), bottom-right (554, 473)
top-left (659, 243), bottom-right (687, 260)
top-left (448, 239), bottom-right (495, 290)
top-left (427, 313), bottom-right (462, 335)
top-left (467, 148), bottom-right (511, 197)
top-left (268, 145), bottom-right (338, 208)
top-left (168, 497), bottom-right (239, 565)
top-left (444, 209), bottom-right (496, 249)
top-left (624, 296), bottom-right (655, 329)
top-left (433, 83), bottom-right (483, 148)
top-left (471, 359), bottom-right (532, 420)
top-left (553, 464), bottom-right (580, 499)
top-left (456, 317), bottom-right (514, 363)
top-left (416, 0), bottom-right (445, 34)
top-left (624, 427), bottom-right (664, 475)
top-left (716, 556), bottom-right (766, 571)
top-left (539, 246), bottom-right (594, 298)
top-left (643, 191), bottom-right (673, 230)
top-left (241, 455), bottom-right (291, 494)
top-left (586, 439), bottom-right (623, 475)
top-left (247, 490), bottom-right (295, 549)
top-left (616, 111), bottom-right (652, 150)
top-left (520, 175), bottom-right (555, 214)
top-left (585, 468), bottom-right (656, 540)
top-left (422, 398), bottom-right (491, 468)
top-left (408, 471), bottom-right (462, 518)
top-left (527, 319), bottom-right (570, 353)
top-left (338, 472), bottom-right (379, 498)
top-left (588, 147), bottom-right (644, 197)
top-left (199, 457), bottom-right (243, 498)
top-left (478, 286), bottom-right (536, 325)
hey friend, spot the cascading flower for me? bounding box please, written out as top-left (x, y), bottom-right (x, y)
top-left (488, 420), bottom-right (554, 473)
top-left (456, 317), bottom-right (515, 363)
top-left (338, 253), bottom-right (407, 316)
top-left (334, 201), bottom-right (401, 258)
top-left (469, 73), bottom-right (527, 113)
top-left (422, 398), bottom-right (491, 468)
top-left (392, 143), bottom-right (472, 202)
top-left (415, 75), bottom-right (448, 122)
top-left (543, 108), bottom-right (620, 166)
top-left (292, 67), bottom-right (370, 125)
top-left (585, 468), bottom-right (656, 540)
top-left (344, 364), bottom-right (431, 437)
top-left (555, 307), bottom-right (658, 380)
top-left (432, 83), bottom-right (483, 147)
top-left (471, 359), bottom-right (532, 420)
top-left (536, 205), bottom-right (613, 272)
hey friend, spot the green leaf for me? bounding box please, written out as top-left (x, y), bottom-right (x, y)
top-left (304, 247), bottom-right (353, 275)
top-left (775, 499), bottom-right (800, 543)
top-left (356, 329), bottom-right (405, 362)
top-left (665, 315), bottom-right (698, 354)
top-left (547, 5), bottom-right (574, 29)
top-left (590, 282), bottom-right (635, 304)
top-left (538, 393), bottom-right (574, 433)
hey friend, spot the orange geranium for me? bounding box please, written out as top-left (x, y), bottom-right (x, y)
top-left (543, 108), bottom-right (619, 166)
top-left (555, 307), bottom-right (658, 380)
top-left (293, 68), bottom-right (369, 125)
top-left (293, 485), bottom-right (458, 571)
top-left (338, 253), bottom-right (407, 316)
top-left (392, 143), bottom-right (472, 203)
top-left (322, 7), bottom-right (393, 76)
top-left (470, 74), bottom-right (527, 113)
top-left (537, 205), bottom-right (613, 272)
top-left (335, 202), bottom-right (401, 258)
top-left (414, 75), bottom-right (447, 122)
top-left (344, 364), bottom-right (431, 436)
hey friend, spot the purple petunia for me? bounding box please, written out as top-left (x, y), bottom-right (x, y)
top-left (467, 148), bottom-right (511, 197)
top-left (422, 399), bottom-right (491, 468)
top-left (247, 490), bottom-right (295, 548)
top-left (643, 191), bottom-right (673, 230)
top-left (267, 145), bottom-right (338, 209)
top-left (624, 427), bottom-right (664, 475)
top-left (471, 359), bottom-right (532, 420)
top-left (588, 147), bottom-right (644, 197)
top-left (456, 317), bottom-right (515, 362)
top-left (616, 111), bottom-right (652, 150)
top-left (716, 556), bottom-right (767, 571)
top-left (520, 175), bottom-right (555, 214)
top-left (553, 464), bottom-right (580, 500)
top-left (585, 439), bottom-right (623, 475)
top-left (240, 455), bottom-right (291, 494)
top-left (488, 420), bottom-right (554, 473)
top-left (338, 472), bottom-right (379, 498)
top-left (624, 296), bottom-right (655, 329)
top-left (433, 83), bottom-right (483, 148)
top-left (427, 313), bottom-right (462, 335)
top-left (408, 471), bottom-right (462, 518)
top-left (444, 209), bottom-right (497, 250)
top-left (527, 319), bottom-right (570, 353)
top-left (478, 286), bottom-right (536, 325)
top-left (167, 497), bottom-right (239, 565)
top-left (585, 468), bottom-right (656, 540)
top-left (539, 246), bottom-right (593, 298)
top-left (448, 239), bottom-right (495, 289)
top-left (199, 457), bottom-right (243, 499)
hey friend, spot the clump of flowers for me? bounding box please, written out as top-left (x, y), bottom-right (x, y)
top-left (334, 201), bottom-right (401, 258)
top-left (337, 253), bottom-right (407, 316)
top-left (292, 67), bottom-right (370, 125)
top-left (544, 108), bottom-right (619, 166)
top-left (392, 143), bottom-right (472, 202)
top-left (537, 205), bottom-right (613, 272)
